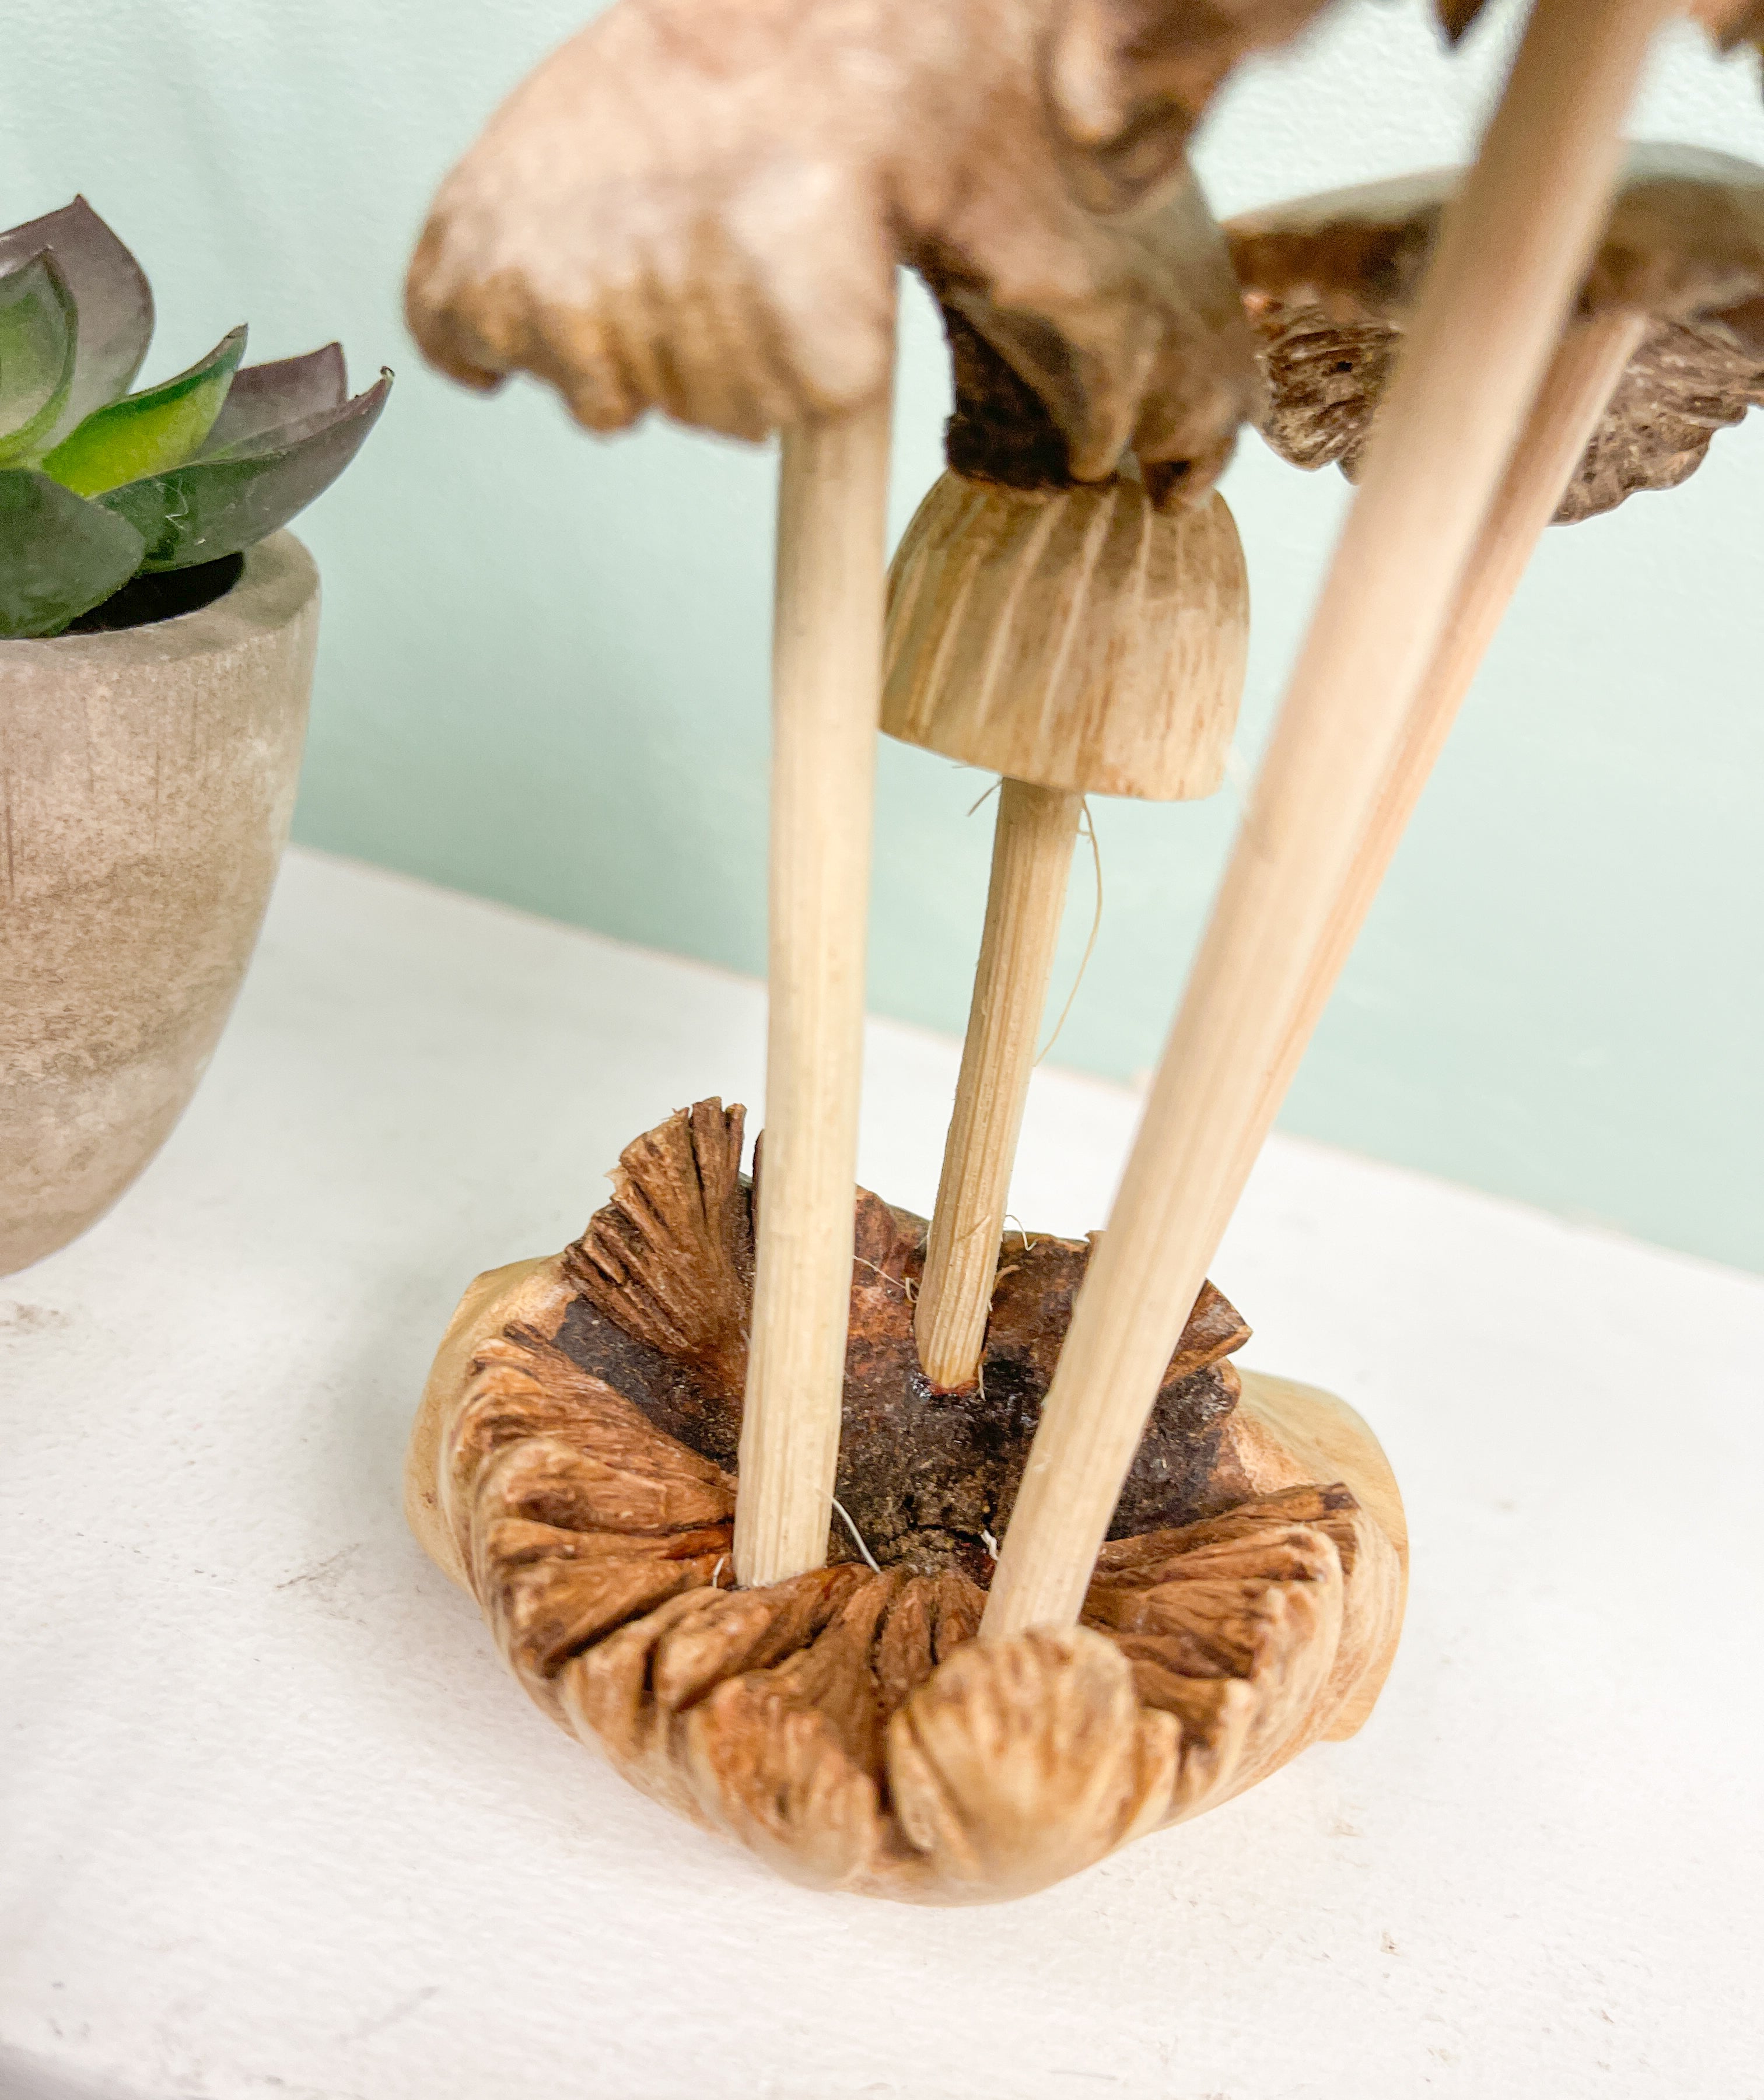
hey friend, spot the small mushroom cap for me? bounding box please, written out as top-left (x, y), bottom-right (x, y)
top-left (405, 0), bottom-right (1259, 493)
top-left (1230, 145), bottom-right (1764, 521)
top-left (882, 474), bottom-right (1248, 799)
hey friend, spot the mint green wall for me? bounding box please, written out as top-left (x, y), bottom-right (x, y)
top-left (4, 1), bottom-right (1760, 1268)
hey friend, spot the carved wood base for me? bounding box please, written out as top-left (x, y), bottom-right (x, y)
top-left (406, 1100), bottom-right (1407, 1904)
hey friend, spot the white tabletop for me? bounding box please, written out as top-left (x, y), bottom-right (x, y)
top-left (3, 847), bottom-right (1759, 2100)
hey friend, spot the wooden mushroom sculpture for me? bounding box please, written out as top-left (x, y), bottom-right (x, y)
top-left (884, 326), bottom-right (1249, 1393)
top-left (981, 0), bottom-right (1685, 1638)
top-left (406, 0), bottom-right (1260, 1593)
top-left (398, 0), bottom-right (1423, 1898)
top-left (401, 0), bottom-right (1732, 1901)
top-left (1226, 143), bottom-right (1764, 1137)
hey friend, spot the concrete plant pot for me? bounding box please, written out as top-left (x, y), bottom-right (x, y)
top-left (0, 531), bottom-right (319, 1276)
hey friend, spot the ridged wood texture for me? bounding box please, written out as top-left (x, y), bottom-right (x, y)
top-left (404, 1116), bottom-right (1406, 1906)
top-left (915, 781), bottom-right (1082, 1389)
top-left (982, 0), bottom-right (1672, 1639)
top-left (881, 473), bottom-right (1247, 800)
top-left (735, 397), bottom-right (895, 1590)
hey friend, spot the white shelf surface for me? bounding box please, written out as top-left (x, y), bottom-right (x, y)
top-left (2, 847), bottom-right (1760, 2100)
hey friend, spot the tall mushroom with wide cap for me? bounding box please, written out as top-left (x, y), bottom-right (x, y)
top-left (1224, 143), bottom-right (1764, 1169)
top-left (979, 0), bottom-right (1734, 1638)
top-left (404, 0), bottom-right (1269, 1594)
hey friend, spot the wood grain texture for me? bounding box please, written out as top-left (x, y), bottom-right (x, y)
top-left (736, 402), bottom-right (893, 1589)
top-left (405, 1101), bottom-right (1405, 1904)
top-left (883, 472), bottom-right (1247, 798)
top-left (914, 782), bottom-right (1082, 1391)
top-left (981, 0), bottom-right (1671, 1640)
top-left (405, 0), bottom-right (1259, 490)
top-left (1233, 144), bottom-right (1764, 521)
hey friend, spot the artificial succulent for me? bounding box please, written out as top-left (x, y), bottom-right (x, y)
top-left (0, 198), bottom-right (388, 638)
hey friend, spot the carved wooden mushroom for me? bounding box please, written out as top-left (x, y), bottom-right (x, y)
top-left (408, 1100), bottom-right (1405, 1903)
top-left (405, 0), bottom-right (1264, 484)
top-left (884, 325), bottom-right (1249, 1392)
top-left (405, 0), bottom-right (1264, 1597)
top-left (975, 0), bottom-right (1704, 1638)
top-left (1217, 145), bottom-right (1764, 1149)
top-left (1231, 145), bottom-right (1764, 518)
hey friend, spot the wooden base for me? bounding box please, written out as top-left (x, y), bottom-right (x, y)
top-left (407, 1102), bottom-right (1405, 1905)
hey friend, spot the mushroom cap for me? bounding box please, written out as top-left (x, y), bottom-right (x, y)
top-left (1230, 145), bottom-right (1764, 521)
top-left (405, 0), bottom-right (1260, 493)
top-left (883, 474), bottom-right (1248, 798)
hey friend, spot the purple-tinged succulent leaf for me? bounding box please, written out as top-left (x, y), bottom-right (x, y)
top-left (99, 369), bottom-right (391, 572)
top-left (0, 254), bottom-right (76, 466)
top-left (199, 342), bottom-right (346, 457)
top-left (0, 198), bottom-right (152, 447)
top-left (41, 326), bottom-right (247, 497)
top-left (0, 467), bottom-right (145, 637)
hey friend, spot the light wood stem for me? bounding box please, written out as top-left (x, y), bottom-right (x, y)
top-left (981, 0), bottom-right (1668, 1640)
top-left (734, 390), bottom-right (894, 1589)
top-left (916, 779), bottom-right (1083, 1390)
top-left (1241, 309), bottom-right (1650, 1172)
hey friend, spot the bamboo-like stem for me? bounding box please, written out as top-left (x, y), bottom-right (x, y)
top-left (916, 779), bottom-right (1083, 1390)
top-left (1244, 310), bottom-right (1649, 1158)
top-left (982, 0), bottom-right (1669, 1640)
top-left (734, 389), bottom-right (894, 1590)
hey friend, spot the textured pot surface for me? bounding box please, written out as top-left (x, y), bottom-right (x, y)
top-left (0, 532), bottom-right (318, 1275)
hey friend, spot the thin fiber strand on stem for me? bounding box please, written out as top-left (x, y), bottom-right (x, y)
top-left (916, 780), bottom-right (1082, 1391)
top-left (982, 0), bottom-right (1670, 1639)
top-left (735, 387), bottom-right (894, 1589)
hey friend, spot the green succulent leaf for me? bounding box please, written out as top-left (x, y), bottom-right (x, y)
top-left (0, 468), bottom-right (145, 637)
top-left (99, 367), bottom-right (391, 572)
top-left (40, 325), bottom-right (246, 498)
top-left (199, 342), bottom-right (345, 457)
top-left (0, 254), bottom-right (77, 466)
top-left (0, 198), bottom-right (153, 447)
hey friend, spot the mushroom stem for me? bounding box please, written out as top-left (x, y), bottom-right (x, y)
top-left (981, 0), bottom-right (1670, 1640)
top-left (916, 779), bottom-right (1083, 1391)
top-left (1244, 307), bottom-right (1650, 1163)
top-left (734, 388), bottom-right (894, 1590)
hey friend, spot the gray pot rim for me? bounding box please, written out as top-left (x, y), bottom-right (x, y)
top-left (0, 530), bottom-right (318, 675)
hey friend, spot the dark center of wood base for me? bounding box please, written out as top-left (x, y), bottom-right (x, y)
top-left (554, 1104), bottom-right (1251, 1588)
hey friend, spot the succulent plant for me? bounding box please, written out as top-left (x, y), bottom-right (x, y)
top-left (0, 198), bottom-right (389, 638)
